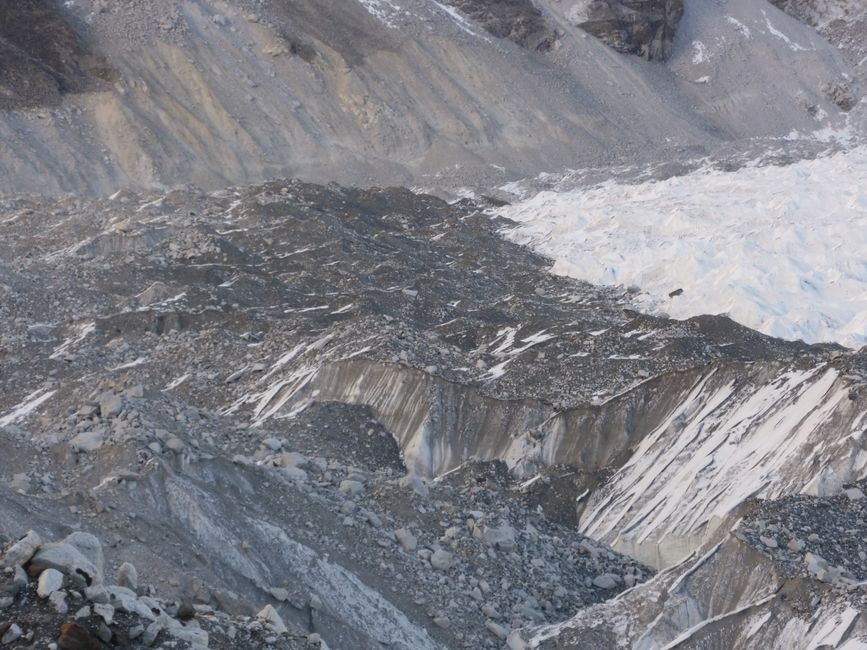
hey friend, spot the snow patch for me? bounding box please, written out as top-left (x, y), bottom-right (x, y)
top-left (432, 1), bottom-right (482, 37)
top-left (358, 0), bottom-right (401, 28)
top-left (50, 322), bottom-right (96, 360)
top-left (726, 16), bottom-right (751, 38)
top-left (691, 41), bottom-right (708, 64)
top-left (762, 9), bottom-right (809, 51)
top-left (0, 388), bottom-right (56, 428)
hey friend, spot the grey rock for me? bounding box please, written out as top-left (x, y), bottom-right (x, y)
top-left (477, 522), bottom-right (517, 550)
top-left (31, 545), bottom-right (100, 588)
top-left (99, 392), bottom-right (123, 418)
top-left (94, 602), bottom-right (115, 624)
top-left (339, 480), bottom-right (365, 496)
top-left (1, 623), bottom-right (21, 644)
top-left (507, 631), bottom-right (530, 650)
top-left (281, 451), bottom-right (308, 468)
top-left (283, 466), bottom-right (308, 482)
top-left (486, 620), bottom-right (509, 639)
top-left (759, 535), bottom-right (778, 549)
top-left (395, 528), bottom-right (417, 552)
top-left (143, 621), bottom-right (163, 644)
top-left (69, 429), bottom-right (106, 453)
top-left (269, 587), bottom-right (290, 602)
top-left (430, 549), bottom-right (456, 571)
top-left (49, 589), bottom-right (68, 614)
top-left (262, 437), bottom-right (283, 451)
top-left (844, 487), bottom-right (865, 500)
top-left (4, 530), bottom-right (42, 567)
top-left (257, 604), bottom-right (288, 633)
top-left (432, 616), bottom-right (450, 629)
top-left (439, 0), bottom-right (556, 51)
top-left (64, 532), bottom-right (104, 574)
top-left (117, 562), bottom-right (138, 591)
top-left (125, 384), bottom-right (145, 398)
top-left (593, 574), bottom-right (619, 589)
top-left (37, 567), bottom-right (64, 598)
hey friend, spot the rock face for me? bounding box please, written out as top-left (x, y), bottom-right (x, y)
top-left (767, 0), bottom-right (867, 86)
top-left (572, 0), bottom-right (684, 60)
top-left (440, 0), bottom-right (558, 51)
top-left (0, 0), bottom-right (114, 110)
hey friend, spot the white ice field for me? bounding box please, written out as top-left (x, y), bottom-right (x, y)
top-left (499, 147), bottom-right (867, 348)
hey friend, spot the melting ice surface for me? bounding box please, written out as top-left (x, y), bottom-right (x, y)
top-left (499, 147), bottom-right (867, 348)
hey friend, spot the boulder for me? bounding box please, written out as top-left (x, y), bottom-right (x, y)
top-left (49, 589), bottom-right (68, 614)
top-left (283, 466), bottom-right (308, 482)
top-left (69, 430), bottom-right (105, 453)
top-left (37, 567), bottom-right (64, 598)
top-left (4, 530), bottom-right (42, 567)
top-left (1, 624), bottom-right (21, 644)
top-left (394, 528), bottom-right (417, 552)
top-left (844, 487), bottom-right (865, 500)
top-left (257, 604), bottom-right (288, 633)
top-left (486, 620), bottom-right (509, 639)
top-left (438, 0), bottom-right (557, 51)
top-left (64, 532), bottom-right (105, 573)
top-left (98, 392), bottom-right (123, 418)
top-left (593, 573), bottom-right (619, 589)
top-left (759, 535), bottom-right (778, 549)
top-left (475, 522), bottom-right (517, 550)
top-left (339, 480), bottom-right (365, 496)
top-left (430, 549), bottom-right (455, 570)
top-left (94, 602), bottom-right (114, 624)
top-left (30, 533), bottom-right (104, 587)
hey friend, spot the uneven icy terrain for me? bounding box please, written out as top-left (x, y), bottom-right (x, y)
top-left (1, 0), bottom-right (867, 649)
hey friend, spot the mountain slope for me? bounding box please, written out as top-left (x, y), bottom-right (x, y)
top-left (0, 0), bottom-right (857, 196)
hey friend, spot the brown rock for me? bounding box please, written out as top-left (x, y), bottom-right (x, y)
top-left (176, 601), bottom-right (196, 621)
top-left (58, 622), bottom-right (102, 650)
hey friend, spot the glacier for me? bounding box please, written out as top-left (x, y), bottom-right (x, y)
top-left (499, 147), bottom-right (867, 348)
